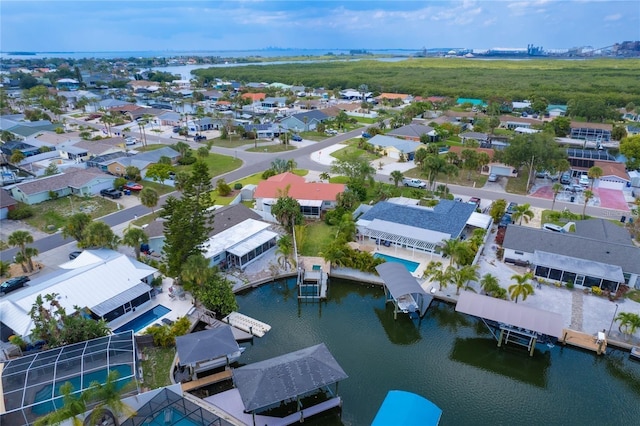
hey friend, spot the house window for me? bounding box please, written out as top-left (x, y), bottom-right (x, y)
top-left (514, 251), bottom-right (524, 255)
top-left (115, 167), bottom-right (121, 171)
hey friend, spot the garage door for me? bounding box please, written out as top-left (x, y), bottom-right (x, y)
top-left (597, 179), bottom-right (625, 190)
top-left (388, 150), bottom-right (400, 159)
top-left (491, 166), bottom-right (511, 176)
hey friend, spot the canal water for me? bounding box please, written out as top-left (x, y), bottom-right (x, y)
top-left (236, 278), bottom-right (640, 425)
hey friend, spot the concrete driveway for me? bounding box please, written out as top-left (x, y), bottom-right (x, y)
top-left (481, 175), bottom-right (507, 192)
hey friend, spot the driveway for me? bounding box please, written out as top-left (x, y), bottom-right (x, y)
top-left (481, 175), bottom-right (507, 192)
top-left (594, 188), bottom-right (630, 211)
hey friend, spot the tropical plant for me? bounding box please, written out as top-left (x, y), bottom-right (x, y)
top-left (582, 190), bottom-right (594, 219)
top-left (34, 381), bottom-right (91, 426)
top-left (489, 199), bottom-right (507, 223)
top-left (319, 172), bottom-right (330, 182)
top-left (587, 166), bottom-right (603, 189)
top-left (423, 261), bottom-right (448, 291)
top-left (480, 273), bottom-right (507, 299)
top-left (62, 212), bottom-right (93, 243)
top-left (121, 226), bottom-right (149, 260)
top-left (139, 187), bottom-right (159, 215)
top-left (439, 238), bottom-right (466, 267)
top-left (275, 234), bottom-right (295, 270)
top-left (389, 170), bottom-right (404, 187)
top-left (508, 272), bottom-right (534, 303)
top-left (551, 182), bottom-right (563, 211)
top-left (446, 264), bottom-right (479, 295)
top-left (79, 222), bottom-right (120, 249)
top-left (8, 230), bottom-right (37, 272)
top-left (511, 203), bottom-right (534, 225)
top-left (615, 312), bottom-right (640, 338)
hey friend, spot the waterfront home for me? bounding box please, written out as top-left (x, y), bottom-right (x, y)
top-left (502, 219), bottom-right (640, 291)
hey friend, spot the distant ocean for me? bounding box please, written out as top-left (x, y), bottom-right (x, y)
top-left (0, 48), bottom-right (430, 60)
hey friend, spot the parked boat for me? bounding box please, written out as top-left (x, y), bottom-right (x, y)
top-left (631, 346), bottom-right (640, 360)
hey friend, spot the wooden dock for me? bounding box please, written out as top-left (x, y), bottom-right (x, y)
top-left (181, 368), bottom-right (233, 392)
top-left (298, 256), bottom-right (330, 300)
top-left (562, 329), bottom-right (607, 355)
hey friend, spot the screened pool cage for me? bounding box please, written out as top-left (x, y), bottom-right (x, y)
top-left (0, 331), bottom-right (138, 426)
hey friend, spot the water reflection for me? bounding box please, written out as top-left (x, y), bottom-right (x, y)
top-left (427, 300), bottom-right (471, 332)
top-left (373, 305), bottom-right (421, 345)
top-left (450, 337), bottom-right (551, 388)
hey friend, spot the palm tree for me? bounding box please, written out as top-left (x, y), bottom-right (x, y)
top-left (480, 273), bottom-right (502, 297)
top-left (196, 145), bottom-right (210, 159)
top-left (615, 312), bottom-right (640, 338)
top-left (319, 172), bottom-right (330, 182)
top-left (446, 264), bottom-right (479, 295)
top-left (511, 203), bottom-right (534, 225)
top-left (85, 370), bottom-right (135, 426)
top-left (180, 253), bottom-right (211, 292)
top-left (34, 381), bottom-right (90, 426)
top-left (508, 272), bottom-right (534, 303)
top-left (389, 170), bottom-right (404, 187)
top-left (423, 261), bottom-right (448, 291)
top-left (8, 230), bottom-right (37, 272)
top-left (439, 238), bottom-right (465, 267)
top-left (551, 183), bottom-right (563, 211)
top-left (139, 187), bottom-right (159, 216)
top-left (275, 234), bottom-right (295, 270)
top-left (583, 190), bottom-right (594, 219)
top-left (586, 166), bottom-right (602, 189)
top-left (122, 227), bottom-right (148, 260)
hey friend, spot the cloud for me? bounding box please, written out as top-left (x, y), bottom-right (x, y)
top-left (604, 13), bottom-right (622, 21)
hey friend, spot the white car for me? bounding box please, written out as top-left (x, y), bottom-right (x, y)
top-left (125, 137), bottom-right (137, 146)
top-left (488, 173), bottom-right (498, 182)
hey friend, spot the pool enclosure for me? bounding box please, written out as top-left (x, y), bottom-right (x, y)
top-left (0, 331), bottom-right (138, 426)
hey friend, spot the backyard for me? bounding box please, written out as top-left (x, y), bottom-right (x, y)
top-left (24, 195), bottom-right (120, 233)
top-left (140, 347), bottom-right (175, 390)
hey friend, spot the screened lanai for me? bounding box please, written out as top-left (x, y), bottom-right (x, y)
top-left (0, 331), bottom-right (138, 426)
top-left (358, 219), bottom-right (450, 254)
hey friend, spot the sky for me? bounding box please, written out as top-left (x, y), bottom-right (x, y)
top-left (1, 1), bottom-right (639, 52)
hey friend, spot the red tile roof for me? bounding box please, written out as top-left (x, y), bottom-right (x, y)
top-left (254, 172), bottom-right (345, 201)
top-left (241, 93), bottom-right (266, 102)
top-left (593, 161), bottom-right (630, 180)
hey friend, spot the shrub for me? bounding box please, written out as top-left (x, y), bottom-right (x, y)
top-left (566, 280), bottom-right (574, 289)
top-left (591, 286), bottom-right (602, 296)
top-left (262, 169), bottom-right (276, 179)
top-left (216, 179), bottom-right (232, 196)
top-left (178, 156), bottom-right (197, 165)
top-left (234, 183), bottom-right (243, 190)
top-left (114, 177), bottom-right (127, 189)
top-left (8, 205), bottom-right (34, 220)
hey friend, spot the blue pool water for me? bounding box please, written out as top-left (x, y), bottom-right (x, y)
top-left (148, 408), bottom-right (202, 426)
top-left (114, 305), bottom-right (171, 333)
top-left (374, 253), bottom-right (420, 273)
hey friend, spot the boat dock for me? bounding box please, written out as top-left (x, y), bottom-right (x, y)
top-left (223, 312), bottom-right (271, 337)
top-left (194, 308), bottom-right (254, 341)
top-left (297, 256), bottom-right (330, 301)
top-left (180, 368), bottom-right (233, 392)
top-left (561, 329), bottom-right (607, 355)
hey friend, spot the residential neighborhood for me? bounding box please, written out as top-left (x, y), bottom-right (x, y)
top-left (1, 52), bottom-right (640, 426)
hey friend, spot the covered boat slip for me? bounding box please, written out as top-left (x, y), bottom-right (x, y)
top-left (455, 292), bottom-right (564, 356)
top-left (375, 263), bottom-right (433, 319)
top-left (175, 326), bottom-right (243, 380)
top-left (205, 343), bottom-right (347, 426)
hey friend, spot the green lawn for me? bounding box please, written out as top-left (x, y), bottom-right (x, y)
top-left (245, 144), bottom-right (296, 153)
top-left (174, 153), bottom-right (242, 178)
top-left (140, 347), bottom-right (175, 390)
top-left (331, 143), bottom-right (380, 162)
top-left (299, 221), bottom-right (336, 256)
top-left (24, 195), bottom-right (119, 233)
top-left (136, 180), bottom-right (175, 196)
top-left (209, 136), bottom-right (259, 148)
top-left (505, 167), bottom-right (531, 195)
top-left (626, 290), bottom-right (640, 303)
top-left (138, 144), bottom-right (170, 152)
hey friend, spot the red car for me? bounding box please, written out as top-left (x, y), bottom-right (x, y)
top-left (123, 182), bottom-right (143, 191)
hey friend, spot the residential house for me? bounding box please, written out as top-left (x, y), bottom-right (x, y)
top-left (340, 89), bottom-right (372, 100)
top-left (459, 131), bottom-right (489, 144)
top-left (261, 97), bottom-right (287, 110)
top-left (447, 145), bottom-right (517, 177)
top-left (0, 140), bottom-right (43, 158)
top-left (100, 146), bottom-right (180, 177)
top-left (387, 123), bottom-right (437, 142)
top-left (502, 219), bottom-right (640, 291)
top-left (202, 89), bottom-right (225, 101)
top-left (546, 104), bottom-right (567, 117)
top-left (127, 80), bottom-right (161, 93)
top-left (10, 167), bottom-right (117, 204)
top-left (0, 189), bottom-right (17, 220)
top-left (626, 124), bottom-right (640, 136)
top-left (0, 114), bottom-right (57, 140)
top-left (565, 148), bottom-right (621, 180)
top-left (56, 90), bottom-right (100, 109)
top-left (355, 199), bottom-right (484, 255)
top-left (591, 161), bottom-right (630, 190)
top-left (456, 98), bottom-right (484, 106)
top-left (241, 93), bottom-right (266, 103)
top-left (367, 134), bottom-right (423, 161)
top-left (74, 136), bottom-right (128, 158)
top-left (0, 249), bottom-right (157, 340)
top-left (279, 110), bottom-right (329, 132)
top-left (158, 110), bottom-right (182, 127)
top-left (55, 78), bottom-right (80, 91)
top-left (570, 123), bottom-right (612, 143)
top-left (376, 93), bottom-right (413, 104)
top-left (254, 172), bottom-right (345, 219)
top-left (243, 123), bottom-right (279, 139)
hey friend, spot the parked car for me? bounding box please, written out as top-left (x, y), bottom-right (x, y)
top-left (579, 174), bottom-right (590, 186)
top-left (565, 184), bottom-right (584, 193)
top-left (100, 188), bottom-right (122, 199)
top-left (291, 134), bottom-right (303, 142)
top-left (402, 178), bottom-right (427, 189)
top-left (123, 182), bottom-right (143, 191)
top-left (0, 276), bottom-right (30, 295)
top-left (172, 126), bottom-right (182, 133)
top-left (488, 173), bottom-right (498, 182)
top-left (560, 173), bottom-right (571, 185)
top-left (325, 129), bottom-right (338, 135)
top-left (125, 137), bottom-right (137, 146)
top-left (468, 197), bottom-right (481, 208)
top-left (506, 202), bottom-right (518, 214)
top-left (361, 132), bottom-right (372, 138)
top-left (194, 134), bottom-right (207, 142)
top-left (68, 251), bottom-right (83, 260)
top-left (498, 213), bottom-right (512, 229)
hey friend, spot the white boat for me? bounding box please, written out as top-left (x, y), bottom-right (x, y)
top-left (631, 346), bottom-right (640, 360)
top-left (194, 347), bottom-right (246, 373)
top-left (397, 294), bottom-right (418, 314)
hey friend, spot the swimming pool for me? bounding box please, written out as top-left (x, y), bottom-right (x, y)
top-left (374, 253), bottom-right (420, 273)
top-left (113, 305), bottom-right (171, 334)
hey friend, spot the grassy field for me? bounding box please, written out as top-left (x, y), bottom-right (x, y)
top-left (245, 144), bottom-right (296, 153)
top-left (195, 58), bottom-right (640, 106)
top-left (299, 221), bottom-right (336, 256)
top-left (140, 347), bottom-right (175, 390)
top-left (331, 141), bottom-right (380, 162)
top-left (505, 168), bottom-right (531, 195)
top-left (24, 195), bottom-right (119, 233)
top-left (174, 152), bottom-right (242, 178)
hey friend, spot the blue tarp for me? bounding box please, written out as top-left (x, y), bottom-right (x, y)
top-left (371, 390), bottom-right (442, 426)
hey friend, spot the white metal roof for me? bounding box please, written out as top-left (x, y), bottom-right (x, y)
top-left (202, 218), bottom-right (270, 258)
top-left (227, 229), bottom-right (278, 257)
top-left (367, 218), bottom-right (450, 243)
top-left (466, 212), bottom-right (492, 230)
top-left (0, 250), bottom-right (157, 337)
top-left (533, 250), bottom-right (624, 282)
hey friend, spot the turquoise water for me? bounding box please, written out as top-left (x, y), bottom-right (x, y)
top-left (148, 408), bottom-right (201, 426)
top-left (373, 253), bottom-right (420, 273)
top-left (114, 305), bottom-right (171, 333)
top-left (236, 278), bottom-right (640, 425)
top-left (32, 364), bottom-right (133, 415)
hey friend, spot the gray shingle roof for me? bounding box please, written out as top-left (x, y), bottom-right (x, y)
top-left (359, 200), bottom-right (475, 238)
top-left (573, 219), bottom-right (633, 245)
top-left (12, 168), bottom-right (114, 195)
top-left (502, 225), bottom-right (640, 274)
top-left (368, 134), bottom-right (421, 153)
top-left (209, 204), bottom-right (262, 237)
top-left (387, 123), bottom-right (435, 138)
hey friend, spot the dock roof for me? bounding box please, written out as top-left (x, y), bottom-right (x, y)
top-left (176, 326), bottom-right (240, 367)
top-left (376, 262), bottom-right (429, 300)
top-left (232, 343), bottom-right (347, 412)
top-left (372, 390), bottom-right (442, 426)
